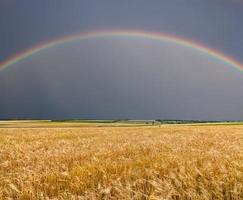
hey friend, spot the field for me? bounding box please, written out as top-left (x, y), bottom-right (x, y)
top-left (0, 121), bottom-right (243, 199)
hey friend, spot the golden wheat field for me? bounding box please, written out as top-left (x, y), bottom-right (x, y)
top-left (0, 123), bottom-right (243, 200)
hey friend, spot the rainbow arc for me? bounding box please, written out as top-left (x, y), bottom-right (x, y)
top-left (0, 30), bottom-right (243, 72)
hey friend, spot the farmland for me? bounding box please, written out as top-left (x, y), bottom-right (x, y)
top-left (0, 121), bottom-right (242, 199)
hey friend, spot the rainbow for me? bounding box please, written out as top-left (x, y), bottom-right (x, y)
top-left (0, 30), bottom-right (243, 72)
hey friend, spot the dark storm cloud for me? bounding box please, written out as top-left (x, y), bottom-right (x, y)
top-left (0, 0), bottom-right (243, 120)
top-left (0, 38), bottom-right (243, 120)
top-left (1, 0), bottom-right (243, 62)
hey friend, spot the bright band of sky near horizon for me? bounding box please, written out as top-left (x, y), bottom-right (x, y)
top-left (0, 30), bottom-right (243, 72)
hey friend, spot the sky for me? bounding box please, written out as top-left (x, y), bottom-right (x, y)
top-left (0, 0), bottom-right (243, 120)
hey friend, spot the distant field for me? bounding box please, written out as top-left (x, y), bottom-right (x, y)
top-left (1, 120), bottom-right (243, 128)
top-left (0, 120), bottom-right (153, 128)
top-left (0, 122), bottom-right (242, 199)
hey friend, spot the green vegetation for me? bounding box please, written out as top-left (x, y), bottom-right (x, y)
top-left (0, 119), bottom-right (243, 128)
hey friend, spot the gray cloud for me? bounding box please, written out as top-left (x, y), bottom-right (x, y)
top-left (0, 37), bottom-right (243, 120)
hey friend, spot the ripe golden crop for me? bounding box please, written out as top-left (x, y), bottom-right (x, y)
top-left (0, 125), bottom-right (242, 199)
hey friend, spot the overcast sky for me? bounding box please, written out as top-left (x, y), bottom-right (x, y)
top-left (0, 0), bottom-right (243, 120)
